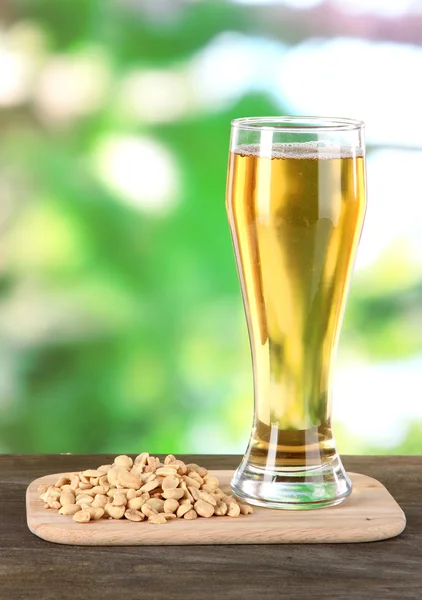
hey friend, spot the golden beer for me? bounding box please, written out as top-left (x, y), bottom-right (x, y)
top-left (227, 128), bottom-right (366, 509)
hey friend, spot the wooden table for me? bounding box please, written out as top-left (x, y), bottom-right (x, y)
top-left (1, 455), bottom-right (421, 599)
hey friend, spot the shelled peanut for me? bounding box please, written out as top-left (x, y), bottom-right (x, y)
top-left (38, 454), bottom-right (253, 525)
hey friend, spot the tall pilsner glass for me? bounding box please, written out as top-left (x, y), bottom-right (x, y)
top-left (226, 117), bottom-right (366, 509)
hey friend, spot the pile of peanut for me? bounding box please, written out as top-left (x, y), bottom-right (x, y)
top-left (38, 454), bottom-right (253, 525)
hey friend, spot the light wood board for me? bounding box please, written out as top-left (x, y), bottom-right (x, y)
top-left (26, 470), bottom-right (406, 545)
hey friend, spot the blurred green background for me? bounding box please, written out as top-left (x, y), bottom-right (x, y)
top-left (1, 0), bottom-right (422, 454)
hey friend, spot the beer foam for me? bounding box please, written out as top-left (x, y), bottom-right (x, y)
top-left (234, 142), bottom-right (363, 160)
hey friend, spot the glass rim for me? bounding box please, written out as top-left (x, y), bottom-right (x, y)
top-left (231, 116), bottom-right (364, 133)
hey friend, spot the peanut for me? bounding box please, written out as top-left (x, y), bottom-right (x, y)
top-left (107, 488), bottom-right (131, 497)
top-left (81, 505), bottom-right (104, 520)
top-left (183, 509), bottom-right (198, 520)
top-left (140, 480), bottom-right (161, 493)
top-left (198, 491), bottom-right (217, 506)
top-left (186, 464), bottom-right (208, 478)
top-left (203, 476), bottom-right (219, 490)
top-left (127, 497), bottom-right (144, 510)
top-left (104, 504), bottom-right (125, 519)
top-left (222, 494), bottom-right (234, 504)
top-left (149, 514), bottom-right (167, 525)
top-left (194, 499), bottom-right (214, 518)
top-left (55, 475), bottom-right (70, 488)
top-left (163, 499), bottom-right (179, 514)
top-left (188, 486), bottom-right (201, 501)
top-left (169, 460), bottom-right (187, 475)
top-left (46, 487), bottom-right (61, 499)
top-left (90, 485), bottom-right (109, 495)
top-left (126, 489), bottom-right (136, 500)
top-left (145, 498), bottom-right (165, 513)
top-left (60, 491), bottom-right (76, 506)
top-left (164, 454), bottom-right (176, 465)
top-left (239, 504), bottom-right (254, 515)
top-left (156, 467), bottom-right (178, 477)
top-left (187, 471), bottom-right (203, 485)
top-left (117, 471), bottom-right (141, 490)
top-left (99, 475), bottom-right (109, 487)
top-left (73, 510), bottom-right (91, 523)
top-left (97, 464), bottom-right (112, 474)
top-left (78, 482), bottom-right (93, 491)
top-left (76, 488), bottom-right (96, 497)
top-left (91, 507), bottom-right (105, 520)
top-left (125, 509), bottom-right (144, 522)
top-left (112, 494), bottom-right (127, 507)
top-left (161, 476), bottom-right (179, 490)
top-left (180, 482), bottom-right (193, 502)
top-left (176, 503), bottom-right (192, 518)
top-left (214, 501), bottom-right (228, 516)
top-left (162, 463), bottom-right (179, 472)
top-left (141, 504), bottom-right (157, 518)
top-left (106, 467), bottom-right (120, 487)
top-left (60, 484), bottom-right (74, 493)
top-left (161, 488), bottom-right (184, 501)
top-left (227, 502), bottom-right (240, 518)
top-left (82, 469), bottom-right (103, 478)
top-left (114, 455), bottom-right (133, 469)
top-left (59, 504), bottom-right (80, 516)
top-left (135, 491), bottom-right (150, 503)
top-left (144, 464), bottom-right (157, 474)
top-left (147, 456), bottom-right (161, 468)
top-left (183, 476), bottom-right (201, 489)
top-left (131, 464), bottom-right (143, 476)
top-left (92, 494), bottom-right (108, 509)
top-left (76, 494), bottom-right (94, 505)
top-left (38, 455), bottom-right (254, 527)
top-left (134, 452), bottom-right (149, 466)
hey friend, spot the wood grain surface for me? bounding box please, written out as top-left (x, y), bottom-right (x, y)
top-left (26, 470), bottom-right (405, 545)
top-left (1, 455), bottom-right (421, 600)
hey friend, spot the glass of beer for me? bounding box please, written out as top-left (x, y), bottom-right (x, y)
top-left (226, 116), bottom-right (366, 509)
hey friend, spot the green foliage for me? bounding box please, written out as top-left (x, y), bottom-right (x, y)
top-left (0, 0), bottom-right (420, 455)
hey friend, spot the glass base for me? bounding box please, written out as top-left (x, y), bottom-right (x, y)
top-left (231, 457), bottom-right (352, 510)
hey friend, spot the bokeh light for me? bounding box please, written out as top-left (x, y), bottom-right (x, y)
top-left (93, 135), bottom-right (180, 213)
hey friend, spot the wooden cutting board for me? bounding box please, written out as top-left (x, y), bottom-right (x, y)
top-left (26, 470), bottom-right (406, 545)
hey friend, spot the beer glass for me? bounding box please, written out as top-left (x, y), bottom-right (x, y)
top-left (226, 117), bottom-right (366, 509)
